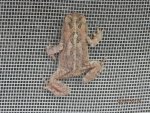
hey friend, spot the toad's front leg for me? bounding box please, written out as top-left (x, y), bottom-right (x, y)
top-left (86, 28), bottom-right (103, 47)
top-left (45, 42), bottom-right (63, 59)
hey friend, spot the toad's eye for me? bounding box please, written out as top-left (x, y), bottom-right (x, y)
top-left (79, 17), bottom-right (86, 23)
top-left (65, 15), bottom-right (72, 23)
top-left (68, 22), bottom-right (73, 28)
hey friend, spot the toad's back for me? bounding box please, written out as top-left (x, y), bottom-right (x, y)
top-left (58, 13), bottom-right (89, 71)
top-left (59, 33), bottom-right (89, 71)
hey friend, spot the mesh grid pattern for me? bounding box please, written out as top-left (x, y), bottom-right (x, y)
top-left (0, 0), bottom-right (150, 113)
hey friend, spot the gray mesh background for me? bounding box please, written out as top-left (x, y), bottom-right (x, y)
top-left (0, 0), bottom-right (150, 113)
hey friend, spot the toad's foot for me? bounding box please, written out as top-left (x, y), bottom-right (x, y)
top-left (83, 60), bottom-right (105, 83)
top-left (44, 69), bottom-right (71, 96)
top-left (44, 80), bottom-right (70, 96)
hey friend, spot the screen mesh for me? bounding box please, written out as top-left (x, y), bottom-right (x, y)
top-left (1, 0), bottom-right (150, 113)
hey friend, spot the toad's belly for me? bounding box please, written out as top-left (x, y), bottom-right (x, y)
top-left (59, 42), bottom-right (87, 71)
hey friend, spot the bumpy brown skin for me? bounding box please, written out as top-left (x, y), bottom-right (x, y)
top-left (59, 13), bottom-right (88, 72)
top-left (44, 13), bottom-right (104, 96)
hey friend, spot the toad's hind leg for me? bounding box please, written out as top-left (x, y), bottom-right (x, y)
top-left (44, 69), bottom-right (70, 96)
top-left (83, 60), bottom-right (105, 83)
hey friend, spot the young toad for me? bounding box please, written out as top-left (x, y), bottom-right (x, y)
top-left (44, 13), bottom-right (105, 96)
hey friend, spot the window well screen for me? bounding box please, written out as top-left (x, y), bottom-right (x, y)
top-left (0, 0), bottom-right (150, 113)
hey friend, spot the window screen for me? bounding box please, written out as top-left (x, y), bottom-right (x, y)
top-left (1, 0), bottom-right (150, 113)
